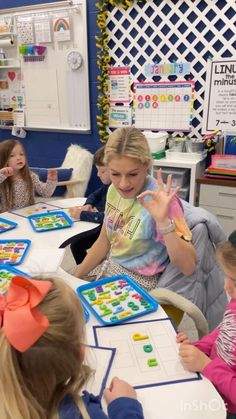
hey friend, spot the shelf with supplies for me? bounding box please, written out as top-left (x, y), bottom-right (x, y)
top-left (151, 155), bottom-right (206, 205)
top-left (196, 177), bottom-right (236, 236)
top-left (0, 59), bottom-right (20, 68)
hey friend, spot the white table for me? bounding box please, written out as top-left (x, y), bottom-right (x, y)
top-left (0, 200), bottom-right (227, 419)
top-left (0, 198), bottom-right (100, 249)
top-left (57, 268), bottom-right (226, 419)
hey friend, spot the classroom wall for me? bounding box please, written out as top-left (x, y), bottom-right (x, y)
top-left (0, 0), bottom-right (101, 194)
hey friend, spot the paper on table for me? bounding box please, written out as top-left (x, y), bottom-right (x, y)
top-left (83, 346), bottom-right (116, 398)
top-left (20, 248), bottom-right (65, 275)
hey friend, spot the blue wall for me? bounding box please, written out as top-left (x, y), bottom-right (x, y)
top-left (0, 0), bottom-right (101, 194)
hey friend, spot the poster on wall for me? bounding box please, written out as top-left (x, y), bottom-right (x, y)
top-left (109, 67), bottom-right (130, 103)
top-left (109, 105), bottom-right (132, 128)
top-left (134, 81), bottom-right (194, 131)
top-left (202, 59), bottom-right (236, 133)
top-left (53, 13), bottom-right (71, 42)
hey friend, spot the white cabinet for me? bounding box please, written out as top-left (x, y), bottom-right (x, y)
top-left (152, 156), bottom-right (206, 205)
top-left (197, 178), bottom-right (236, 236)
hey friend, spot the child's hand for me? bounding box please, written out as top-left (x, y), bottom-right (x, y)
top-left (0, 166), bottom-right (13, 177)
top-left (47, 168), bottom-right (57, 181)
top-left (179, 344), bottom-right (211, 372)
top-left (69, 204), bottom-right (93, 219)
top-left (104, 377), bottom-right (137, 405)
top-left (176, 331), bottom-right (191, 345)
top-left (137, 169), bottom-right (179, 224)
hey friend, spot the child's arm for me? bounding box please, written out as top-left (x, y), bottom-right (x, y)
top-left (47, 168), bottom-right (57, 182)
top-left (79, 210), bottom-right (104, 223)
top-left (0, 166), bottom-right (13, 180)
top-left (73, 224), bottom-right (110, 278)
top-left (69, 205), bottom-right (93, 219)
top-left (31, 172), bottom-right (57, 198)
top-left (104, 377), bottom-right (144, 419)
top-left (176, 331), bottom-right (191, 345)
top-left (201, 358), bottom-right (236, 407)
top-left (192, 327), bottom-right (220, 356)
top-left (85, 186), bottom-right (105, 208)
top-left (179, 344), bottom-right (211, 372)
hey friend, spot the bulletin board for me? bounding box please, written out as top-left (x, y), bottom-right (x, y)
top-left (0, 0), bottom-right (90, 132)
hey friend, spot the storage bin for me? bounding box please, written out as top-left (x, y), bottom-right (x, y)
top-left (153, 167), bottom-right (190, 188)
top-left (143, 131), bottom-right (168, 153)
top-left (177, 187), bottom-right (189, 201)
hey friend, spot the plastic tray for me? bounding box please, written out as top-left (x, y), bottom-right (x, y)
top-left (82, 304), bottom-right (90, 323)
top-left (0, 239), bottom-right (31, 265)
top-left (0, 264), bottom-right (29, 294)
top-left (0, 217), bottom-right (17, 233)
top-left (28, 210), bottom-right (73, 232)
top-left (77, 275), bottom-right (158, 325)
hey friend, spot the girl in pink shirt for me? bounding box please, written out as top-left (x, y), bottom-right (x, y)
top-left (177, 230), bottom-right (236, 419)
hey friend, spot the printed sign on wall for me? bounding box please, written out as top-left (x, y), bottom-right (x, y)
top-left (134, 81), bottom-right (194, 131)
top-left (202, 59), bottom-right (236, 133)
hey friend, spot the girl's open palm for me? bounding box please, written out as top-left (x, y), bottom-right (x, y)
top-left (137, 169), bottom-right (179, 223)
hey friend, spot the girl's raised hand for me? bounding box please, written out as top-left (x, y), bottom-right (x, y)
top-left (104, 376), bottom-right (137, 405)
top-left (47, 168), bottom-right (57, 182)
top-left (137, 169), bottom-right (179, 224)
top-left (0, 166), bottom-right (14, 177)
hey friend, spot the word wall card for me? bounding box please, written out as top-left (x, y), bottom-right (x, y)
top-left (134, 81), bottom-right (194, 131)
top-left (94, 318), bottom-right (200, 389)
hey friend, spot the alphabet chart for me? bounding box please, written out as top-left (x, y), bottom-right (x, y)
top-left (0, 239), bottom-right (31, 265)
top-left (93, 318), bottom-right (200, 389)
top-left (134, 81), bottom-right (194, 131)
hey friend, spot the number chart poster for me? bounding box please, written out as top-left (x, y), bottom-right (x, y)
top-left (134, 81), bottom-right (194, 131)
top-left (202, 59), bottom-right (236, 133)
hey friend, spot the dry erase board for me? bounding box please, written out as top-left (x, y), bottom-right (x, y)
top-left (0, 0), bottom-right (90, 132)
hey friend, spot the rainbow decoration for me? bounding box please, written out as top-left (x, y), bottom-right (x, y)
top-left (53, 18), bottom-right (70, 32)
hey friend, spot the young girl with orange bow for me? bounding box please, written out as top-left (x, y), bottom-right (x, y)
top-left (177, 230), bottom-right (236, 419)
top-left (0, 139), bottom-right (57, 212)
top-left (0, 275), bottom-right (144, 419)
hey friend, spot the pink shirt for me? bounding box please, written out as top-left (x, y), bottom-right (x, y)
top-left (193, 299), bottom-right (236, 414)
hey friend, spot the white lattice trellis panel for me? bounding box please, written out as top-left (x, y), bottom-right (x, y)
top-left (106, 0), bottom-right (236, 139)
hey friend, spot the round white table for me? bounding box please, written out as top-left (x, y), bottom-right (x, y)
top-left (0, 200), bottom-right (227, 419)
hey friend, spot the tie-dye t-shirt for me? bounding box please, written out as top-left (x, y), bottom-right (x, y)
top-left (105, 175), bottom-right (192, 276)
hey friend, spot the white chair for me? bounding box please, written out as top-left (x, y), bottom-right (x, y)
top-left (58, 144), bottom-right (93, 198)
top-left (149, 288), bottom-right (209, 339)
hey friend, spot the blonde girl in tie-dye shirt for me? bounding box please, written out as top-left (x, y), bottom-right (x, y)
top-left (73, 127), bottom-right (196, 290)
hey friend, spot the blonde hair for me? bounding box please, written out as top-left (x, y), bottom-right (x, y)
top-left (0, 278), bottom-right (92, 419)
top-left (104, 127), bottom-right (152, 167)
top-left (0, 139), bottom-right (34, 210)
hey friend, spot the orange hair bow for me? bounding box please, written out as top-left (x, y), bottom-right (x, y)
top-left (0, 275), bottom-right (52, 352)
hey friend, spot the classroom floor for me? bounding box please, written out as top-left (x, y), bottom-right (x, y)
top-left (61, 246), bottom-right (199, 341)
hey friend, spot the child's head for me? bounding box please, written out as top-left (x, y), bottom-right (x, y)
top-left (0, 139), bottom-right (27, 172)
top-left (217, 231), bottom-right (236, 300)
top-left (94, 145), bottom-right (111, 185)
top-left (104, 127), bottom-right (152, 167)
top-left (104, 127), bottom-right (152, 199)
top-left (0, 139), bottom-right (33, 210)
top-left (0, 276), bottom-right (91, 419)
